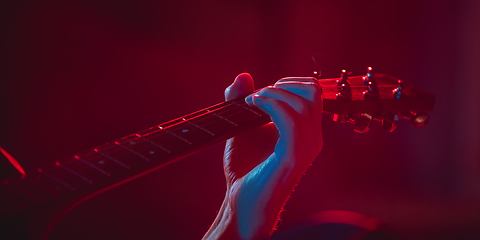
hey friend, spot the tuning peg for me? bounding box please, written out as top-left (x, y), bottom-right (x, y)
top-left (381, 112), bottom-right (398, 132)
top-left (392, 80), bottom-right (404, 99)
top-left (363, 67), bottom-right (379, 100)
top-left (333, 113), bottom-right (373, 133)
top-left (354, 113), bottom-right (373, 133)
top-left (340, 69), bottom-right (350, 80)
top-left (400, 111), bottom-right (429, 127)
top-left (313, 70), bottom-right (321, 79)
top-left (336, 69), bottom-right (352, 100)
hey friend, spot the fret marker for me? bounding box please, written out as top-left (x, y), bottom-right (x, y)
top-left (182, 129), bottom-right (189, 133)
top-left (149, 151), bottom-right (155, 155)
top-left (130, 141), bottom-right (136, 145)
top-left (98, 160), bottom-right (105, 165)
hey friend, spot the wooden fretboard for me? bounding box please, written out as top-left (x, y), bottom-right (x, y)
top-left (0, 97), bottom-right (270, 220)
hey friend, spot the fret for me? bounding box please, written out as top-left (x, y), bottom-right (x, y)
top-left (115, 134), bottom-right (171, 161)
top-left (38, 162), bottom-right (94, 191)
top-left (73, 153), bottom-right (124, 177)
top-left (158, 117), bottom-right (184, 129)
top-left (55, 162), bottom-right (94, 184)
top-left (212, 102), bottom-right (263, 126)
top-left (93, 149), bottom-right (130, 170)
top-left (94, 143), bottom-right (147, 169)
top-left (163, 121), bottom-right (214, 144)
top-left (235, 101), bottom-right (264, 116)
top-left (73, 155), bottom-right (110, 177)
top-left (157, 129), bottom-right (191, 145)
top-left (26, 171), bottom-right (73, 197)
top-left (135, 125), bottom-right (163, 137)
top-left (24, 177), bottom-right (59, 198)
top-left (184, 120), bottom-right (215, 136)
top-left (188, 112), bottom-right (237, 136)
top-left (57, 157), bottom-right (109, 183)
top-left (37, 169), bottom-right (76, 191)
top-left (206, 101), bottom-right (232, 112)
top-left (138, 128), bottom-right (191, 153)
top-left (183, 109), bottom-right (209, 120)
top-left (208, 111), bottom-right (238, 126)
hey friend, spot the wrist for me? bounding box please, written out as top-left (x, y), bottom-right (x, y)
top-left (203, 197), bottom-right (240, 240)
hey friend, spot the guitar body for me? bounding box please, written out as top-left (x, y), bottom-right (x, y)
top-left (0, 73), bottom-right (434, 239)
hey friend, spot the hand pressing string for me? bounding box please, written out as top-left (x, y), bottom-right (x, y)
top-left (203, 73), bottom-right (323, 240)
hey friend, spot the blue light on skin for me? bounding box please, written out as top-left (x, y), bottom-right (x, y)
top-left (237, 153), bottom-right (282, 240)
top-left (235, 141), bottom-right (297, 240)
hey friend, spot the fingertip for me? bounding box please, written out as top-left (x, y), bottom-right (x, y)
top-left (225, 73), bottom-right (255, 101)
top-left (252, 94), bottom-right (271, 110)
top-left (234, 72), bottom-right (255, 92)
top-left (245, 94), bottom-right (254, 105)
top-left (236, 72), bottom-right (253, 82)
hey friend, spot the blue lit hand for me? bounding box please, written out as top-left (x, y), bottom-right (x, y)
top-left (204, 73), bottom-right (323, 240)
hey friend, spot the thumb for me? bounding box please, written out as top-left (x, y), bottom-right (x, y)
top-left (225, 73), bottom-right (255, 101)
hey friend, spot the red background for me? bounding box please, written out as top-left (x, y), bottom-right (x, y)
top-left (1, 0), bottom-right (479, 239)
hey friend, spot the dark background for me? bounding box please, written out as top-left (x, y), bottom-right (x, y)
top-left (1, 0), bottom-right (479, 239)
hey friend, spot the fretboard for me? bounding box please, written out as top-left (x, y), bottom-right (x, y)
top-left (0, 97), bottom-right (270, 220)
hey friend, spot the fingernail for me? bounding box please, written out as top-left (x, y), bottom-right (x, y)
top-left (245, 94), bottom-right (253, 105)
top-left (253, 94), bottom-right (262, 102)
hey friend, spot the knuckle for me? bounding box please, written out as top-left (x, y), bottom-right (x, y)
top-left (257, 86), bottom-right (275, 96)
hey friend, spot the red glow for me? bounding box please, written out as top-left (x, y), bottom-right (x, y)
top-left (0, 145), bottom-right (26, 177)
top-left (310, 210), bottom-right (380, 231)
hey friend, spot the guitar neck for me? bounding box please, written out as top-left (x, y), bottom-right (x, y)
top-left (0, 97), bottom-right (271, 221)
top-left (0, 73), bottom-right (435, 224)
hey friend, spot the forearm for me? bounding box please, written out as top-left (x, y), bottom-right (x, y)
top-left (203, 195), bottom-right (238, 240)
top-left (205, 155), bottom-right (306, 240)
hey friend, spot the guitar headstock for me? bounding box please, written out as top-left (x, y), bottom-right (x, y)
top-left (318, 68), bottom-right (435, 133)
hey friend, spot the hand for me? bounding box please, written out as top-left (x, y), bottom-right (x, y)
top-left (203, 73), bottom-right (323, 240)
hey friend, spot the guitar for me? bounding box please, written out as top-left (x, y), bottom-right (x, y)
top-left (0, 70), bottom-right (435, 239)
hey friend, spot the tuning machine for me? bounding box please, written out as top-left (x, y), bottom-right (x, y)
top-left (335, 69), bottom-right (352, 101)
top-left (333, 113), bottom-right (373, 133)
top-left (363, 67), bottom-right (379, 100)
top-left (375, 111), bottom-right (429, 132)
top-left (399, 111), bottom-right (429, 127)
top-left (392, 80), bottom-right (405, 99)
top-left (379, 112), bottom-right (398, 132)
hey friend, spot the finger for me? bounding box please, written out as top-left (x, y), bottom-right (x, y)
top-left (276, 77), bottom-right (319, 84)
top-left (272, 79), bottom-right (323, 152)
top-left (251, 94), bottom-right (306, 147)
top-left (225, 73), bottom-right (255, 101)
top-left (274, 81), bottom-right (323, 126)
top-left (274, 81), bottom-right (322, 104)
top-left (246, 87), bottom-right (311, 122)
